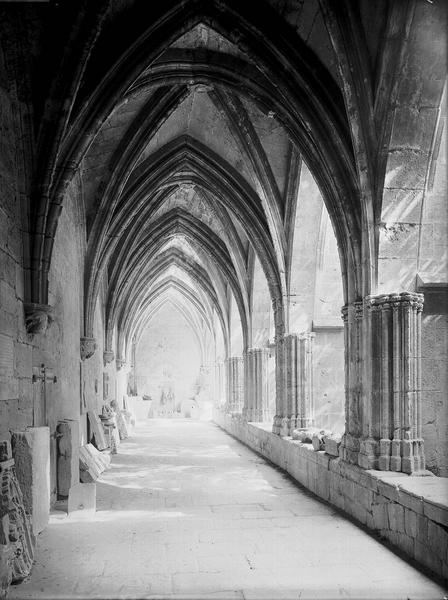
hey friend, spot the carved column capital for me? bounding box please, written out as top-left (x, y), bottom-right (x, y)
top-left (80, 337), bottom-right (97, 361)
top-left (103, 350), bottom-right (115, 366)
top-left (299, 331), bottom-right (316, 341)
top-left (24, 302), bottom-right (54, 335)
top-left (353, 300), bottom-right (364, 319)
top-left (366, 292), bottom-right (424, 313)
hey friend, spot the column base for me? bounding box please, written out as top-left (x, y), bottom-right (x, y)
top-left (378, 438), bottom-right (391, 471)
top-left (272, 414), bottom-right (282, 434)
top-left (402, 438), bottom-right (425, 474)
top-left (357, 437), bottom-right (379, 470)
top-left (279, 417), bottom-right (290, 437)
top-left (390, 439), bottom-right (402, 471)
top-left (339, 433), bottom-right (361, 465)
top-left (380, 437), bottom-right (426, 474)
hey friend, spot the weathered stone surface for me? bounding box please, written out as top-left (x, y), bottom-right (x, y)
top-left (87, 411), bottom-right (108, 451)
top-left (0, 3), bottom-right (446, 594)
top-left (79, 444), bottom-right (110, 483)
top-left (312, 430), bottom-right (332, 451)
top-left (56, 420), bottom-right (79, 498)
top-left (23, 303), bottom-right (54, 336)
top-left (323, 433), bottom-right (342, 456)
top-left (80, 337), bottom-right (97, 361)
top-left (404, 508), bottom-right (418, 538)
top-left (115, 410), bottom-right (129, 440)
top-left (311, 432), bottom-right (324, 451)
top-left (0, 543), bottom-right (13, 598)
top-left (0, 442), bottom-right (35, 589)
top-left (292, 428), bottom-right (316, 443)
top-left (11, 428), bottom-right (50, 535)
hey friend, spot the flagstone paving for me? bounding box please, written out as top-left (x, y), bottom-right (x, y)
top-left (9, 419), bottom-right (447, 599)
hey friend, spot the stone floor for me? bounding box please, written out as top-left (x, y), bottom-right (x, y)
top-left (9, 419), bottom-right (447, 600)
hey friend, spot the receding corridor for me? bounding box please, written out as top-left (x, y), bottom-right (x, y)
top-left (9, 420), bottom-right (445, 600)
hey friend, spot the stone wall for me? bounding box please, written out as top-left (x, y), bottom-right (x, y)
top-left (421, 289), bottom-right (448, 476)
top-left (0, 93), bottom-right (114, 504)
top-left (135, 304), bottom-right (203, 415)
top-left (215, 410), bottom-right (448, 583)
top-left (312, 328), bottom-right (344, 433)
top-left (0, 26), bottom-right (31, 439)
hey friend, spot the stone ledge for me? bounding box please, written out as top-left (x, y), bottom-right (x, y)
top-left (214, 410), bottom-right (448, 583)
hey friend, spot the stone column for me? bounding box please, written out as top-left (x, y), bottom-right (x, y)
top-left (243, 348), bottom-right (271, 422)
top-left (298, 332), bottom-right (315, 430)
top-left (272, 336), bottom-right (285, 434)
top-left (363, 292), bottom-right (425, 473)
top-left (214, 360), bottom-right (225, 406)
top-left (225, 356), bottom-right (244, 413)
top-left (274, 333), bottom-right (315, 436)
top-left (224, 358), bottom-right (232, 411)
top-left (341, 293), bottom-right (425, 474)
top-left (339, 301), bottom-right (364, 464)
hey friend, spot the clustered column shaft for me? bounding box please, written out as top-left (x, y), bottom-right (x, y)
top-left (341, 292), bottom-right (425, 474)
top-left (243, 348), bottom-right (271, 422)
top-left (273, 333), bottom-right (314, 436)
top-left (214, 361), bottom-right (225, 406)
top-left (225, 356), bottom-right (244, 413)
top-left (340, 301), bottom-right (363, 464)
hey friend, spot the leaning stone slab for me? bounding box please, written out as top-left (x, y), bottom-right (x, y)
top-left (79, 444), bottom-right (110, 483)
top-left (324, 433), bottom-right (342, 457)
top-left (116, 410), bottom-right (129, 440)
top-left (87, 411), bottom-right (108, 451)
top-left (0, 440), bottom-right (35, 588)
top-left (57, 420), bottom-right (79, 498)
top-left (68, 483), bottom-right (96, 519)
top-left (11, 427), bottom-right (50, 535)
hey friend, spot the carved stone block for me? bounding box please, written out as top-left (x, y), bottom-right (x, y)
top-left (324, 433), bottom-right (342, 457)
top-left (0, 442), bottom-right (35, 587)
top-left (103, 350), bottom-right (114, 366)
top-left (57, 420), bottom-right (79, 498)
top-left (312, 432), bottom-right (325, 451)
top-left (11, 428), bottom-right (50, 535)
top-left (79, 444), bottom-right (110, 483)
top-left (292, 428), bottom-right (317, 443)
top-left (23, 303), bottom-right (54, 336)
top-left (80, 337), bottom-right (97, 361)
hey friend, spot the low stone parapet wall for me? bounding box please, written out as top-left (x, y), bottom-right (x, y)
top-left (214, 411), bottom-right (448, 583)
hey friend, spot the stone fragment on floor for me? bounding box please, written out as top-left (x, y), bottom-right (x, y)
top-left (79, 443), bottom-right (110, 482)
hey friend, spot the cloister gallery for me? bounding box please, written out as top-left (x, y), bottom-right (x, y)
top-left (0, 0), bottom-right (447, 598)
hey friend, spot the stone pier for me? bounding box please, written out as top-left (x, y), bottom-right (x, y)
top-left (341, 293), bottom-right (426, 474)
top-left (243, 348), bottom-right (271, 422)
top-left (225, 356), bottom-right (244, 413)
